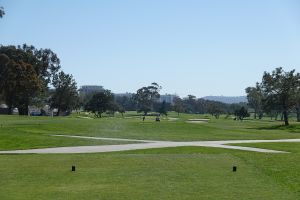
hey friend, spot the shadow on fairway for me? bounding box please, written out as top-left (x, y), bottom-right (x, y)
top-left (247, 124), bottom-right (300, 133)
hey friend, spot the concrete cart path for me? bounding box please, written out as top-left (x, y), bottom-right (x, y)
top-left (1, 135), bottom-right (300, 154)
top-left (51, 134), bottom-right (160, 143)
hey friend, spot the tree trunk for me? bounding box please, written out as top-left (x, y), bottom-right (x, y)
top-left (254, 111), bottom-right (257, 119)
top-left (7, 105), bottom-right (13, 115)
top-left (258, 112), bottom-right (263, 120)
top-left (18, 104), bottom-right (28, 115)
top-left (283, 110), bottom-right (289, 126)
top-left (275, 112), bottom-right (278, 121)
top-left (296, 107), bottom-right (300, 122)
top-left (56, 107), bottom-right (60, 116)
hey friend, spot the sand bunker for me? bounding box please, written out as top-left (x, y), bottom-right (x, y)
top-left (168, 117), bottom-right (179, 121)
top-left (186, 118), bottom-right (210, 124)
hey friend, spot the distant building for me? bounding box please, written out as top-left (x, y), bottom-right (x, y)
top-left (79, 85), bottom-right (104, 96)
top-left (159, 94), bottom-right (178, 105)
top-left (114, 92), bottom-right (133, 98)
top-left (114, 92), bottom-right (177, 104)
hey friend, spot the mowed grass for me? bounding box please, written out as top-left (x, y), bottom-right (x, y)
top-left (0, 115), bottom-right (137, 150)
top-left (0, 113), bottom-right (300, 150)
top-left (0, 145), bottom-right (299, 199)
top-left (0, 114), bottom-right (300, 199)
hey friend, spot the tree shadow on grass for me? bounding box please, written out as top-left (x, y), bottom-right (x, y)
top-left (247, 124), bottom-right (300, 133)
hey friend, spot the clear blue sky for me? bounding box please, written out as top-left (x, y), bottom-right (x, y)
top-left (1, 0), bottom-right (300, 97)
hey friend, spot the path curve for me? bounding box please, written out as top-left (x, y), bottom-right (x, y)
top-left (1, 135), bottom-right (300, 154)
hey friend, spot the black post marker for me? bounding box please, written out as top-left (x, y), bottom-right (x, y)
top-left (233, 166), bottom-right (237, 172)
top-left (72, 165), bottom-right (76, 172)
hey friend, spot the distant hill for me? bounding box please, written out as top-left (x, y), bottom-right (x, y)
top-left (202, 96), bottom-right (247, 104)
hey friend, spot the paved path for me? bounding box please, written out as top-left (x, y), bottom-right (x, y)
top-left (1, 135), bottom-right (300, 154)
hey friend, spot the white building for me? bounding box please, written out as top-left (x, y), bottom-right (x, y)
top-left (159, 94), bottom-right (178, 105)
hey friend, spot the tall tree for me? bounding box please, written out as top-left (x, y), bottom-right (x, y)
top-left (50, 71), bottom-right (78, 116)
top-left (245, 83), bottom-right (263, 119)
top-left (0, 54), bottom-right (41, 114)
top-left (0, 45), bottom-right (61, 86)
top-left (0, 45), bottom-right (61, 114)
top-left (85, 90), bottom-right (114, 118)
top-left (135, 82), bottom-right (161, 115)
top-left (261, 67), bottom-right (300, 125)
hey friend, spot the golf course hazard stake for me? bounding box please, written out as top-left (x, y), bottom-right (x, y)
top-left (72, 165), bottom-right (76, 172)
top-left (233, 166), bottom-right (237, 172)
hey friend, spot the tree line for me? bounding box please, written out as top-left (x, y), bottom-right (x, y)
top-left (82, 68), bottom-right (300, 125)
top-left (1, 44), bottom-right (299, 124)
top-left (80, 82), bottom-right (249, 120)
top-left (0, 44), bottom-right (79, 115)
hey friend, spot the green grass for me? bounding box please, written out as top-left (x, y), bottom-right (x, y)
top-left (0, 145), bottom-right (299, 199)
top-left (232, 142), bottom-right (300, 153)
top-left (0, 114), bottom-right (300, 150)
top-left (0, 114), bottom-right (300, 199)
top-left (229, 142), bottom-right (300, 196)
top-left (0, 115), bottom-right (137, 150)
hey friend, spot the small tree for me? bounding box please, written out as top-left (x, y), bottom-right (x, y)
top-left (85, 90), bottom-right (113, 118)
top-left (207, 101), bottom-right (223, 119)
top-left (50, 71), bottom-right (78, 116)
top-left (235, 106), bottom-right (249, 121)
top-left (173, 96), bottom-right (184, 116)
top-left (107, 101), bottom-right (120, 116)
top-left (245, 83), bottom-right (263, 119)
top-left (115, 95), bottom-right (136, 111)
top-left (158, 100), bottom-right (168, 116)
top-left (135, 82), bottom-right (161, 116)
top-left (118, 106), bottom-right (125, 117)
